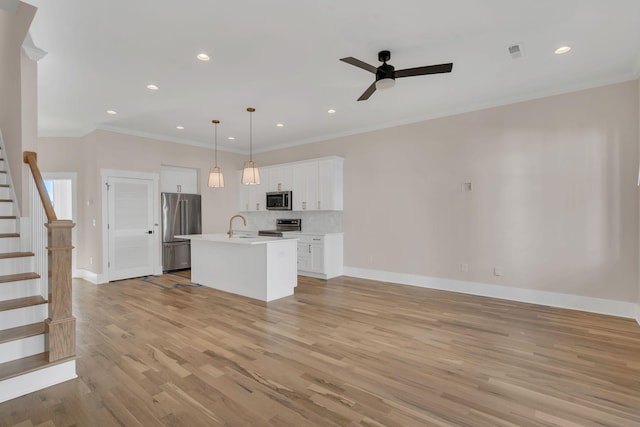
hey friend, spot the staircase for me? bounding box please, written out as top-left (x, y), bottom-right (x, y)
top-left (0, 147), bottom-right (76, 403)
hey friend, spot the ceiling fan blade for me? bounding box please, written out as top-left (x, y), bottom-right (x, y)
top-left (357, 82), bottom-right (377, 101)
top-left (395, 63), bottom-right (453, 78)
top-left (340, 57), bottom-right (377, 74)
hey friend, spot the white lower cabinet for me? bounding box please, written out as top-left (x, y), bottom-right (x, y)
top-left (286, 233), bottom-right (343, 279)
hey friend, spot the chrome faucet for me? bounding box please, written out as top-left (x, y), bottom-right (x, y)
top-left (227, 214), bottom-right (247, 238)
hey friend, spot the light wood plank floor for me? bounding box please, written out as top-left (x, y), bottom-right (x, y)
top-left (1, 273), bottom-right (640, 426)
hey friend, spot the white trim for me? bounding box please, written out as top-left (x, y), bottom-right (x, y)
top-left (0, 129), bottom-right (21, 217)
top-left (344, 266), bottom-right (638, 319)
top-left (0, 360), bottom-right (76, 404)
top-left (74, 269), bottom-right (107, 284)
top-left (636, 304), bottom-right (640, 326)
top-left (22, 33), bottom-right (47, 62)
top-left (100, 169), bottom-right (161, 283)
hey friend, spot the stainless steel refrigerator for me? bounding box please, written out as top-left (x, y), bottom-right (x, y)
top-left (161, 192), bottom-right (202, 271)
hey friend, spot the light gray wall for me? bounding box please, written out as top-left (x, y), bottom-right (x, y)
top-left (39, 80), bottom-right (640, 305)
top-left (0, 3), bottom-right (36, 213)
top-left (257, 80), bottom-right (640, 303)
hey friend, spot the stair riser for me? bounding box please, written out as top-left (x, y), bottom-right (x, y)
top-left (0, 279), bottom-right (41, 302)
top-left (0, 174), bottom-right (6, 186)
top-left (0, 237), bottom-right (20, 252)
top-left (0, 304), bottom-right (47, 330)
top-left (0, 360), bottom-right (77, 404)
top-left (0, 202), bottom-right (13, 216)
top-left (0, 257), bottom-right (34, 274)
top-left (0, 187), bottom-right (9, 199)
top-left (0, 218), bottom-right (17, 233)
top-left (0, 335), bottom-right (45, 364)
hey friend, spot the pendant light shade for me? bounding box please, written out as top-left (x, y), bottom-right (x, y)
top-left (208, 165), bottom-right (224, 188)
top-left (208, 119), bottom-right (224, 188)
top-left (241, 107), bottom-right (260, 185)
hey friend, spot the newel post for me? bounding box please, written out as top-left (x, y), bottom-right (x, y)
top-left (45, 219), bottom-right (76, 361)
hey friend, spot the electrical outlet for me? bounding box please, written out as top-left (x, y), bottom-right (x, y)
top-left (493, 266), bottom-right (503, 276)
top-left (460, 263), bottom-right (469, 272)
top-left (89, 256), bottom-right (93, 265)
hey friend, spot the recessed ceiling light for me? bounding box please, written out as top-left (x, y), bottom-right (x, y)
top-left (276, 123), bottom-right (284, 127)
top-left (146, 84), bottom-right (159, 91)
top-left (554, 46), bottom-right (572, 55)
top-left (176, 125), bottom-right (184, 130)
top-left (328, 109), bottom-right (336, 114)
top-left (197, 53), bottom-right (210, 61)
top-left (106, 110), bottom-right (117, 115)
top-left (227, 136), bottom-right (235, 140)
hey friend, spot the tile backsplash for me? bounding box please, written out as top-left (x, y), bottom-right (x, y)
top-left (240, 211), bottom-right (342, 233)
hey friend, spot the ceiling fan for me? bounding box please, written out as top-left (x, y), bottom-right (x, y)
top-left (340, 50), bottom-right (453, 101)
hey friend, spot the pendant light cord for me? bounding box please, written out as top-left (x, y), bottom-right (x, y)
top-left (214, 122), bottom-right (218, 166)
top-left (249, 109), bottom-right (253, 162)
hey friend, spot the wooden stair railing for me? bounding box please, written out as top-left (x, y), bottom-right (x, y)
top-left (23, 151), bottom-right (76, 362)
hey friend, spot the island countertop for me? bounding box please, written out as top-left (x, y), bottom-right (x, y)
top-left (176, 233), bottom-right (298, 245)
top-left (181, 233), bottom-right (298, 302)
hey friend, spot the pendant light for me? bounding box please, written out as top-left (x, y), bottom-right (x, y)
top-left (207, 119), bottom-right (224, 188)
top-left (241, 107), bottom-right (260, 185)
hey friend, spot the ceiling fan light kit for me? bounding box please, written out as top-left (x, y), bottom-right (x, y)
top-left (340, 49), bottom-right (453, 101)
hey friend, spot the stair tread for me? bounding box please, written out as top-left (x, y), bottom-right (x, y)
top-left (0, 184), bottom-right (9, 188)
top-left (0, 233), bottom-right (19, 238)
top-left (0, 199), bottom-right (12, 202)
top-left (0, 216), bottom-right (17, 219)
top-left (0, 295), bottom-right (46, 311)
top-left (0, 251), bottom-right (34, 259)
top-left (0, 272), bottom-right (40, 283)
top-left (0, 352), bottom-right (75, 382)
top-left (0, 322), bottom-right (45, 344)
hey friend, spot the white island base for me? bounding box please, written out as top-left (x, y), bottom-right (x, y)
top-left (186, 235), bottom-right (298, 302)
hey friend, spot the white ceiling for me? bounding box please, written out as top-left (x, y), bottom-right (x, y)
top-left (26, 0), bottom-right (640, 154)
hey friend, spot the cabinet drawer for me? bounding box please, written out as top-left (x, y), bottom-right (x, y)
top-left (295, 235), bottom-right (324, 244)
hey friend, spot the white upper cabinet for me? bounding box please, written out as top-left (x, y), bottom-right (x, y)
top-left (161, 165), bottom-right (198, 194)
top-left (318, 157), bottom-right (343, 211)
top-left (267, 166), bottom-right (293, 192)
top-left (237, 170), bottom-right (267, 212)
top-left (293, 162), bottom-right (319, 211)
top-left (238, 156), bottom-right (343, 212)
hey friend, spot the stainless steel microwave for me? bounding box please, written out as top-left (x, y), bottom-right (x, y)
top-left (266, 191), bottom-right (292, 210)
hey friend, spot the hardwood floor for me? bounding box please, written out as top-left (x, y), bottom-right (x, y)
top-left (1, 272), bottom-right (640, 426)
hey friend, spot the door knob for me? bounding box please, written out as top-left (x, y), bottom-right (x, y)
top-left (147, 230), bottom-right (153, 234)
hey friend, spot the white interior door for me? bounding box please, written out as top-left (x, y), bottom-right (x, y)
top-left (107, 176), bottom-right (155, 281)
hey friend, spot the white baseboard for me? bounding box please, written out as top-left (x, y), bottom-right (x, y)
top-left (344, 266), bottom-right (638, 319)
top-left (74, 269), bottom-right (108, 284)
top-left (0, 360), bottom-right (77, 404)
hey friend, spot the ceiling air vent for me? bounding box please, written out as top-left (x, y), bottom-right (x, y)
top-left (507, 43), bottom-right (523, 59)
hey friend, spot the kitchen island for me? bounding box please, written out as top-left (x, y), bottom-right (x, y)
top-left (177, 234), bottom-right (298, 302)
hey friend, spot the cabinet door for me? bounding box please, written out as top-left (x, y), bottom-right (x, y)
top-left (267, 166), bottom-right (293, 192)
top-left (292, 162), bottom-right (318, 211)
top-left (161, 166), bottom-right (198, 194)
top-left (248, 183), bottom-right (265, 211)
top-left (297, 242), bottom-right (311, 271)
top-left (317, 158), bottom-right (343, 210)
top-left (309, 243), bottom-right (324, 273)
top-left (237, 171), bottom-right (250, 211)
top-left (238, 170), bottom-right (265, 211)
